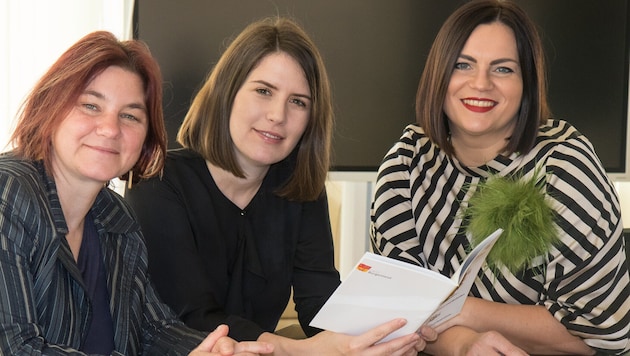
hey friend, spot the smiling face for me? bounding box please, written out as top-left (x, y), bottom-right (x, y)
top-left (51, 66), bottom-right (148, 186)
top-left (229, 51), bottom-right (311, 175)
top-left (444, 22), bottom-right (523, 148)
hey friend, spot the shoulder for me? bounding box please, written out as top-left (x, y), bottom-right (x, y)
top-left (94, 187), bottom-right (142, 234)
top-left (0, 153), bottom-right (47, 205)
top-left (536, 119), bottom-right (598, 156)
top-left (538, 119), bottom-right (586, 143)
top-left (0, 152), bottom-right (40, 181)
top-left (129, 148), bottom-right (211, 203)
top-left (379, 124), bottom-right (438, 171)
top-left (389, 124), bottom-right (433, 155)
top-left (534, 119), bottom-right (602, 168)
top-left (166, 147), bottom-right (204, 163)
top-left (162, 148), bottom-right (207, 179)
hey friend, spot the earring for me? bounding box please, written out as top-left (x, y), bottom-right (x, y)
top-left (127, 170), bottom-right (134, 190)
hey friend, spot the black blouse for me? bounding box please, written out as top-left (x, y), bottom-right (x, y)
top-left (125, 148), bottom-right (340, 341)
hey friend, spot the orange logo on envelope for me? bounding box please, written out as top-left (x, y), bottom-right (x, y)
top-left (357, 263), bottom-right (371, 272)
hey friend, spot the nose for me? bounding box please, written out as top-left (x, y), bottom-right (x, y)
top-left (469, 70), bottom-right (494, 91)
top-left (95, 112), bottom-right (121, 137)
top-left (266, 99), bottom-right (287, 124)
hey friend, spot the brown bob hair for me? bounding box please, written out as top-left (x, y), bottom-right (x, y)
top-left (416, 0), bottom-right (550, 157)
top-left (177, 17), bottom-right (333, 202)
top-left (10, 31), bottom-right (166, 182)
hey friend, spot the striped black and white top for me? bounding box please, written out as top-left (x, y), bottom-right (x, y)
top-left (370, 119), bottom-right (630, 354)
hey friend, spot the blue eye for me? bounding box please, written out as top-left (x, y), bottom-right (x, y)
top-left (121, 113), bottom-right (139, 122)
top-left (454, 62), bottom-right (471, 70)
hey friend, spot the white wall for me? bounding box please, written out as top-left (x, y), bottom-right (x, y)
top-left (1, 0), bottom-right (134, 152)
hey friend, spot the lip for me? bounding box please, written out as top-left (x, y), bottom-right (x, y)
top-left (461, 98), bottom-right (497, 113)
top-left (255, 128), bottom-right (284, 142)
top-left (86, 144), bottom-right (119, 155)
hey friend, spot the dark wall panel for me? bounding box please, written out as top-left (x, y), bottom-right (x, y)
top-left (135, 0), bottom-right (629, 173)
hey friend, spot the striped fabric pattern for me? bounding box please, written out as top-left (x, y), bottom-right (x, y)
top-left (370, 119), bottom-right (630, 354)
top-left (0, 154), bottom-right (205, 355)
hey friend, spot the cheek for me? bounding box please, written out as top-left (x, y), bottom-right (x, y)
top-left (444, 81), bottom-right (462, 110)
top-left (443, 95), bottom-right (458, 118)
top-left (292, 115), bottom-right (310, 141)
top-left (506, 78), bottom-right (523, 100)
top-left (506, 85), bottom-right (523, 112)
top-left (128, 127), bottom-right (148, 155)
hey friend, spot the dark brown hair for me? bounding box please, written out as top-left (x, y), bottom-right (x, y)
top-left (416, 0), bottom-right (549, 156)
top-left (177, 17), bottom-right (333, 201)
top-left (10, 31), bottom-right (166, 181)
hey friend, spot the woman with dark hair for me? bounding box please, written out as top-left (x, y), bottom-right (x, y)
top-left (0, 30), bottom-right (272, 355)
top-left (371, 0), bottom-right (630, 355)
top-left (126, 17), bottom-right (435, 356)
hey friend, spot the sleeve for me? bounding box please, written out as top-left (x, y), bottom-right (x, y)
top-left (137, 271), bottom-right (206, 355)
top-left (370, 135), bottom-right (426, 266)
top-left (0, 174), bottom-right (93, 355)
top-left (291, 191), bottom-right (341, 337)
top-left (125, 173), bottom-right (267, 341)
top-left (543, 139), bottom-right (630, 354)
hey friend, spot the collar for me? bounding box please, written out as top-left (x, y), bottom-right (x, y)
top-left (36, 161), bottom-right (141, 237)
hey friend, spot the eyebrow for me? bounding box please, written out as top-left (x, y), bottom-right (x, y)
top-left (83, 90), bottom-right (147, 111)
top-left (458, 54), bottom-right (519, 66)
top-left (251, 79), bottom-right (312, 100)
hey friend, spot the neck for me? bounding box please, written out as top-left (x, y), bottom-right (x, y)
top-left (450, 129), bottom-right (514, 167)
top-left (452, 141), bottom-right (503, 167)
top-left (53, 175), bottom-right (101, 262)
top-left (206, 161), bottom-right (268, 210)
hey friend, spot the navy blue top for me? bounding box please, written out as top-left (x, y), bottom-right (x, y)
top-left (77, 212), bottom-right (115, 354)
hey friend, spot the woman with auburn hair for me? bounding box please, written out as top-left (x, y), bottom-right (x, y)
top-left (371, 0), bottom-right (630, 355)
top-left (0, 30), bottom-right (272, 355)
top-left (126, 17), bottom-right (436, 356)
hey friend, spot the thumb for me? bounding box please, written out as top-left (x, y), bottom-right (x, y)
top-left (195, 324), bottom-right (230, 351)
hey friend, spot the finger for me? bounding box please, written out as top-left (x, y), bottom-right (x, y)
top-left (413, 338), bottom-right (427, 352)
top-left (367, 332), bottom-right (421, 356)
top-left (417, 325), bottom-right (438, 341)
top-left (233, 340), bottom-right (274, 355)
top-left (484, 336), bottom-right (528, 356)
top-left (362, 318), bottom-right (409, 345)
top-left (195, 324), bottom-right (230, 352)
top-left (494, 345), bottom-right (529, 356)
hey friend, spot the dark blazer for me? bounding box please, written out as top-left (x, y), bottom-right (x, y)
top-left (0, 153), bottom-right (205, 355)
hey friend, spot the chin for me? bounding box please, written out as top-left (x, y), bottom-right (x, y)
top-left (82, 170), bottom-right (120, 184)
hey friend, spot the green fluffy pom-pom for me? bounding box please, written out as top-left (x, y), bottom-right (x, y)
top-left (463, 171), bottom-right (559, 274)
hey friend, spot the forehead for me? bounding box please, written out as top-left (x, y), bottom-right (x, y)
top-left (462, 22), bottom-right (518, 58)
top-left (85, 66), bottom-right (144, 91)
top-left (248, 52), bottom-right (310, 92)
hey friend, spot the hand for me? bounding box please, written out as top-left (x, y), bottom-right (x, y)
top-left (306, 318), bottom-right (423, 356)
top-left (429, 326), bottom-right (528, 356)
top-left (459, 329), bottom-right (529, 356)
top-left (189, 324), bottom-right (274, 356)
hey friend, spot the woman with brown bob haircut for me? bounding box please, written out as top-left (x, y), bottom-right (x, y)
top-left (0, 30), bottom-right (273, 355)
top-left (127, 17), bottom-right (437, 355)
top-left (177, 17), bottom-right (332, 201)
